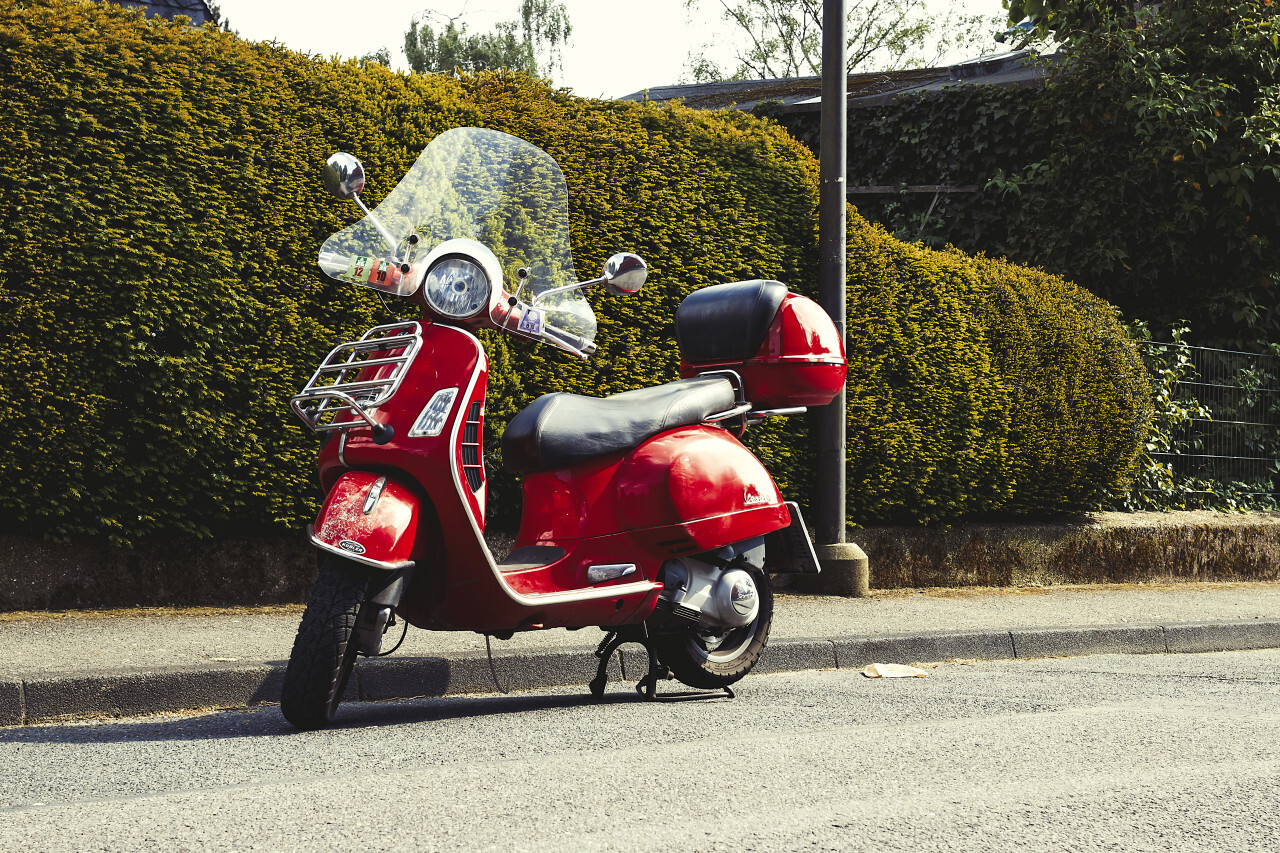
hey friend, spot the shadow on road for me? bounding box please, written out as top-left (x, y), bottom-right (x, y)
top-left (0, 687), bottom-right (661, 745)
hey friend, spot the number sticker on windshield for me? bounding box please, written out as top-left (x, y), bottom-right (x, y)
top-left (346, 255), bottom-right (371, 283)
top-left (344, 255), bottom-right (396, 287)
top-left (517, 307), bottom-right (544, 336)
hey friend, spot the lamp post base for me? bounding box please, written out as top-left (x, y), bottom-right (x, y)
top-left (797, 543), bottom-right (870, 597)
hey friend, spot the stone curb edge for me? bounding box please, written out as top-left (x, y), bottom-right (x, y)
top-left (4, 619), bottom-right (1278, 726)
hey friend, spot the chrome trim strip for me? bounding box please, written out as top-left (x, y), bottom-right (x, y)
top-left (440, 325), bottom-right (663, 608)
top-left (522, 580), bottom-right (654, 604)
top-left (309, 529), bottom-right (414, 572)
top-left (362, 476), bottom-right (387, 514)
top-left (587, 563), bottom-right (638, 584)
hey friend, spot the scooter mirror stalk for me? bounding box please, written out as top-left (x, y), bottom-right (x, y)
top-left (603, 252), bottom-right (647, 296)
top-left (531, 252), bottom-right (648, 305)
top-left (322, 152), bottom-right (366, 200)
top-left (323, 153), bottom-right (402, 261)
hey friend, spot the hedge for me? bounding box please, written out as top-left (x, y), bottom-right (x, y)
top-left (0, 0), bottom-right (1149, 543)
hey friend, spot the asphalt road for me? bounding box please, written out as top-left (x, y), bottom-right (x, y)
top-left (3, 650), bottom-right (1278, 852)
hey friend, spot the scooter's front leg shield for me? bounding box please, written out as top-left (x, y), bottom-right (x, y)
top-left (310, 471), bottom-right (419, 571)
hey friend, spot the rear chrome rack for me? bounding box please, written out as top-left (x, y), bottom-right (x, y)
top-left (290, 321), bottom-right (423, 435)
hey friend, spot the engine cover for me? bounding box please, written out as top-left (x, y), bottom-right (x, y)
top-left (658, 539), bottom-right (764, 629)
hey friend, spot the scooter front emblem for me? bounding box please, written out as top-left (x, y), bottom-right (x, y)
top-left (338, 539), bottom-right (367, 555)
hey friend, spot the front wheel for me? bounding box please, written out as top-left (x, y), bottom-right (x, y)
top-left (281, 554), bottom-right (372, 730)
top-left (650, 571), bottom-right (773, 690)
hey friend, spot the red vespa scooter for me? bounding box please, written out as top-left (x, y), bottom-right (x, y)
top-left (282, 127), bottom-right (847, 729)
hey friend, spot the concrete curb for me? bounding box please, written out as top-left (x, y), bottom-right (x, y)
top-left (5, 619), bottom-right (1278, 726)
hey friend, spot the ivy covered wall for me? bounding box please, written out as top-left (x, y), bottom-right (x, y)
top-left (785, 0), bottom-right (1280, 348)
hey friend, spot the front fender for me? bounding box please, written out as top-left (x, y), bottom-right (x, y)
top-left (310, 471), bottom-right (419, 571)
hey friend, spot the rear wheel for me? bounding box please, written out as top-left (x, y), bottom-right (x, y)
top-left (650, 571), bottom-right (773, 689)
top-left (281, 554), bottom-right (372, 730)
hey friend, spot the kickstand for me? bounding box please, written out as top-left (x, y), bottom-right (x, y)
top-left (589, 626), bottom-right (649, 699)
top-left (588, 626), bottom-right (734, 702)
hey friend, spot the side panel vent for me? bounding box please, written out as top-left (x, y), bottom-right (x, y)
top-left (461, 401), bottom-right (484, 492)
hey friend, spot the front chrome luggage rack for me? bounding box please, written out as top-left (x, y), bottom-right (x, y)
top-left (290, 321), bottom-right (423, 437)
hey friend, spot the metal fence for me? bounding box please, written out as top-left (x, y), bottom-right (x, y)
top-left (1145, 342), bottom-right (1280, 498)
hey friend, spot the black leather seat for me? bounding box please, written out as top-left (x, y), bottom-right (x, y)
top-left (502, 377), bottom-right (736, 473)
top-left (676, 279), bottom-right (788, 364)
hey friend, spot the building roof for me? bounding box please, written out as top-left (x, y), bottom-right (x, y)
top-left (619, 51), bottom-right (1056, 113)
top-left (116, 1), bottom-right (214, 25)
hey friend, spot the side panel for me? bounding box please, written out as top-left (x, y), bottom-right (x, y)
top-left (515, 425), bottom-right (792, 581)
top-left (617, 426), bottom-right (784, 530)
top-left (312, 471), bottom-right (418, 569)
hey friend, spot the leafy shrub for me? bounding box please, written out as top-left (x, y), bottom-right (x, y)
top-left (970, 253), bottom-right (1150, 512)
top-left (841, 222), bottom-right (1149, 523)
top-left (0, 0), bottom-right (1148, 542)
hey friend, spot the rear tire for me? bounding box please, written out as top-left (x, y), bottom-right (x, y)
top-left (651, 571), bottom-right (773, 689)
top-left (281, 554), bottom-right (372, 730)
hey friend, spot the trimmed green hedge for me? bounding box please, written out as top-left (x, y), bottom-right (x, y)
top-left (0, 0), bottom-right (1148, 542)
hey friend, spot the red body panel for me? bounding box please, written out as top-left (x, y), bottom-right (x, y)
top-left (511, 426), bottom-right (790, 594)
top-left (514, 427), bottom-right (788, 543)
top-left (680, 292), bottom-right (847, 408)
top-left (312, 471), bottom-right (419, 568)
top-left (314, 322), bottom-right (667, 633)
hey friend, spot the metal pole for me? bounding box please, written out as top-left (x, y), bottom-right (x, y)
top-left (815, 0), bottom-right (847, 545)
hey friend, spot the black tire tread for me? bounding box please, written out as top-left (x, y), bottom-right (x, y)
top-left (280, 554), bottom-right (370, 729)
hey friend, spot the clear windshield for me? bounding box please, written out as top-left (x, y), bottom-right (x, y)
top-left (317, 127), bottom-right (595, 347)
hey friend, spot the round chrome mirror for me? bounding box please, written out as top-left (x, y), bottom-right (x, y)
top-left (322, 152), bottom-right (366, 200)
top-left (603, 252), bottom-right (647, 296)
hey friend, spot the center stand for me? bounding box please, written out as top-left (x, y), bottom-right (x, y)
top-left (589, 625), bottom-right (735, 701)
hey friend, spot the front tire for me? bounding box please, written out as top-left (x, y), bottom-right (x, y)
top-left (281, 554), bottom-right (372, 730)
top-left (651, 571), bottom-right (774, 689)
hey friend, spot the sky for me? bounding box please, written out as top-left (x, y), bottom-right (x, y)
top-left (213, 0), bottom-right (1007, 100)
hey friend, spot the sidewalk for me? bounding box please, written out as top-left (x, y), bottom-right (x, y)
top-left (4, 582), bottom-right (1279, 726)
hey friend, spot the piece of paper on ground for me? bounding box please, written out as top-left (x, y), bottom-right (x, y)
top-left (862, 663), bottom-right (928, 678)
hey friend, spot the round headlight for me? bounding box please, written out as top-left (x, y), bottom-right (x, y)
top-left (423, 257), bottom-right (490, 319)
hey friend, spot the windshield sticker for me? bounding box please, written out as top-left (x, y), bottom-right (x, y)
top-left (369, 258), bottom-right (392, 286)
top-left (517, 307), bottom-right (544, 336)
top-left (346, 255), bottom-right (370, 283)
top-left (344, 256), bottom-right (398, 287)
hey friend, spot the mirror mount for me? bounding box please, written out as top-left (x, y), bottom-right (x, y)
top-left (322, 152), bottom-right (403, 264)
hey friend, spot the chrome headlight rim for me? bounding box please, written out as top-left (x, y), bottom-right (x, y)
top-left (416, 238), bottom-right (503, 321)
top-left (423, 255), bottom-right (489, 320)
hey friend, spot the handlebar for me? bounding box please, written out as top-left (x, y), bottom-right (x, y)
top-left (540, 320), bottom-right (597, 358)
top-left (495, 297), bottom-right (596, 359)
top-left (318, 252), bottom-right (596, 359)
